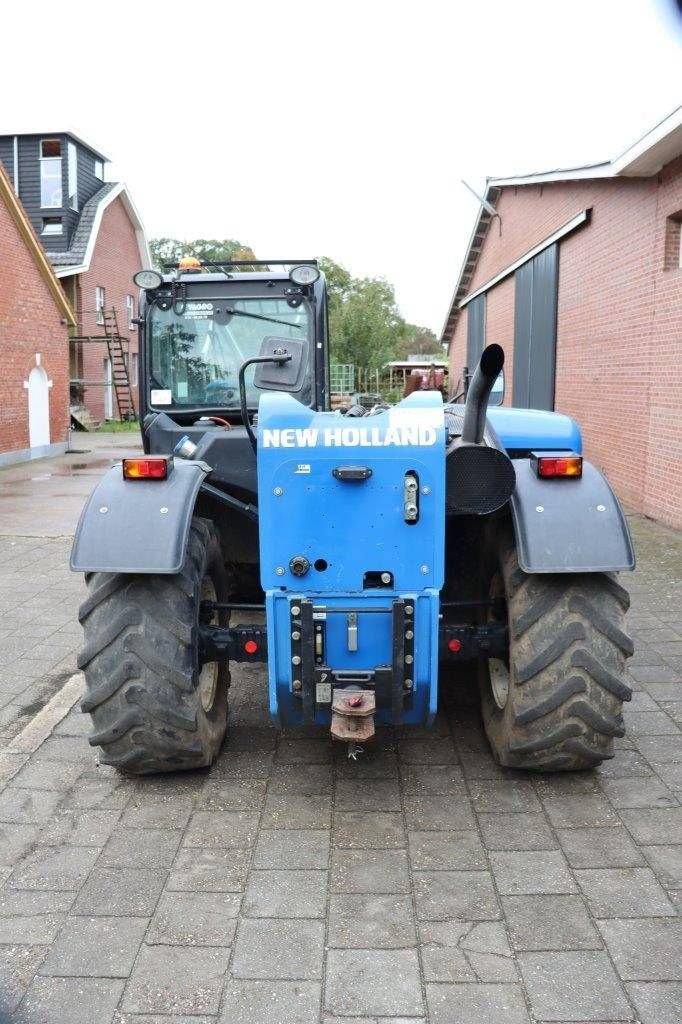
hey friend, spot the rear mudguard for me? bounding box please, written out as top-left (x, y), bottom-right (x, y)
top-left (70, 461), bottom-right (209, 574)
top-left (510, 458), bottom-right (635, 573)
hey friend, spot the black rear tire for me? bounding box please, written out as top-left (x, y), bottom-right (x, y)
top-left (77, 517), bottom-right (229, 775)
top-left (479, 528), bottom-right (633, 771)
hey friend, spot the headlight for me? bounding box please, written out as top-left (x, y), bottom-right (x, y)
top-left (290, 264), bottom-right (320, 286)
top-left (133, 269), bottom-right (163, 289)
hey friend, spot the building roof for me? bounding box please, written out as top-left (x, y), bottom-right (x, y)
top-left (0, 130), bottom-right (109, 162)
top-left (49, 181), bottom-right (151, 278)
top-left (440, 105), bottom-right (682, 343)
top-left (0, 161), bottom-right (76, 326)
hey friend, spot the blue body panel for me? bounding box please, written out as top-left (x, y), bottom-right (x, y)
top-left (257, 392), bottom-right (445, 727)
top-left (488, 406), bottom-right (582, 454)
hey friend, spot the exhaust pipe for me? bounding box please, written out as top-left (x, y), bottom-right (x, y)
top-left (445, 344), bottom-right (516, 516)
top-left (461, 343), bottom-right (505, 445)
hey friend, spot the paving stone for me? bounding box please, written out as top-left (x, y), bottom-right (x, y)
top-left (39, 808), bottom-right (121, 847)
top-left (469, 779), bottom-right (541, 813)
top-left (575, 866), bottom-right (676, 917)
top-left (413, 870), bottom-right (500, 921)
top-left (20, 975), bottom-right (125, 1024)
top-left (213, 750), bottom-right (274, 778)
top-left (261, 793), bottom-right (331, 828)
top-left (634, 734), bottom-right (682, 765)
top-left (328, 893), bottom-right (416, 948)
top-left (330, 849), bottom-right (410, 893)
top-left (0, 821), bottom-right (40, 865)
top-left (620, 807), bottom-right (682, 844)
top-left (276, 738), bottom-right (333, 763)
top-left (9, 844), bottom-right (99, 890)
top-left (166, 847), bottom-right (249, 892)
top-left (519, 950), bottom-right (632, 1021)
top-left (400, 765), bottom-right (464, 793)
top-left (489, 850), bottom-right (577, 895)
top-left (243, 869), bottom-right (328, 918)
top-left (625, 710), bottom-right (680, 735)
top-left (332, 811), bottom-right (405, 848)
top-left (182, 811), bottom-right (259, 848)
top-left (657, 763), bottom-right (682, 791)
top-left (0, 786), bottom-right (63, 824)
top-left (11, 758), bottom-right (85, 790)
top-left (402, 791), bottom-right (475, 830)
top-left (60, 776), bottom-right (131, 810)
top-left (0, 943), bottom-right (46, 1015)
top-left (33, 735), bottom-right (91, 763)
top-left (147, 890), bottom-right (239, 946)
top-left (122, 943), bottom-right (230, 1014)
top-left (120, 799), bottom-right (194, 829)
top-left (267, 763), bottom-right (334, 795)
top-left (253, 829), bottom-right (330, 869)
top-left (597, 918), bottom-right (682, 979)
top-left (599, 776), bottom-right (679, 808)
top-left (426, 982), bottom-right (530, 1024)
top-left (502, 894), bottom-right (602, 950)
top-left (219, 979), bottom-right (322, 1024)
top-left (641, 844), bottom-right (682, 889)
top-left (333, 747), bottom-right (399, 778)
top-left (74, 867), bottom-right (166, 915)
top-left (325, 948), bottom-right (423, 1016)
top-left (595, 748), bottom-right (654, 778)
top-left (98, 826), bottom-right (181, 868)
top-left (231, 918), bottom-right (325, 979)
top-left (557, 826), bottom-right (645, 868)
top-left (540, 792), bottom-right (620, 828)
top-left (398, 738), bottom-right (458, 764)
top-left (478, 812), bottom-right (556, 851)
top-left (420, 920), bottom-right (516, 983)
top-left (626, 981), bottom-right (682, 1024)
top-left (407, 829), bottom-right (486, 870)
top-left (40, 915), bottom-right (147, 976)
top-left (335, 777), bottom-right (401, 811)
top-left (199, 778), bottom-right (267, 811)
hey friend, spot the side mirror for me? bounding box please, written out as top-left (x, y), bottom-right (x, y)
top-left (253, 336), bottom-right (308, 392)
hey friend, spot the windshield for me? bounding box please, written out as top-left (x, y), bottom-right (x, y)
top-left (149, 297), bottom-right (311, 408)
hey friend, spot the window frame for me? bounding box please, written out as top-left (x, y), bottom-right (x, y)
top-left (95, 286), bottom-right (106, 326)
top-left (126, 294), bottom-right (135, 331)
top-left (67, 141), bottom-right (78, 212)
top-left (94, 159), bottom-right (104, 179)
top-left (41, 216), bottom-right (63, 236)
top-left (39, 138), bottom-right (62, 209)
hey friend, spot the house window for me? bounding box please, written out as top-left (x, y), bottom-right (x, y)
top-left (94, 159), bottom-right (104, 179)
top-left (96, 286), bottom-right (106, 326)
top-left (664, 212), bottom-right (682, 270)
top-left (131, 352), bottom-right (139, 387)
top-left (41, 217), bottom-right (63, 236)
top-left (67, 142), bottom-right (78, 211)
top-left (40, 138), bottom-right (62, 208)
top-left (126, 295), bottom-right (135, 330)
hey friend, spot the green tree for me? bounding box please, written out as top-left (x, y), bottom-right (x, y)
top-left (319, 257), bottom-right (406, 372)
top-left (393, 322), bottom-right (441, 361)
top-left (149, 238), bottom-right (255, 270)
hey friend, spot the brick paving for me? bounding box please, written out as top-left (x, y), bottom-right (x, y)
top-left (0, 513), bottom-right (679, 1023)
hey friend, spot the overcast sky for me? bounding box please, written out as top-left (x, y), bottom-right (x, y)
top-left (2, 0), bottom-right (680, 334)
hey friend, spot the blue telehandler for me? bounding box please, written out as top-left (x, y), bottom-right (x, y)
top-left (71, 259), bottom-right (634, 774)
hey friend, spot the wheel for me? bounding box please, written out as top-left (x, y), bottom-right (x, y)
top-left (77, 517), bottom-right (230, 775)
top-left (479, 527), bottom-right (633, 771)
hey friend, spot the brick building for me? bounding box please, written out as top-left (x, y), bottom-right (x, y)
top-left (442, 107), bottom-right (682, 530)
top-left (0, 162), bottom-right (76, 464)
top-left (0, 132), bottom-right (150, 425)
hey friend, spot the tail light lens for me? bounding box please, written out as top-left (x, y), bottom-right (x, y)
top-left (122, 457), bottom-right (172, 480)
top-left (532, 452), bottom-right (583, 479)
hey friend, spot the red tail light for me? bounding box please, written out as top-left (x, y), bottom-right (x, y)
top-left (532, 452), bottom-right (583, 479)
top-left (244, 640), bottom-right (258, 655)
top-left (448, 638), bottom-right (462, 653)
top-left (122, 457), bottom-right (172, 480)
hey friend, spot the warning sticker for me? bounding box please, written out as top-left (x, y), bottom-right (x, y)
top-left (184, 302), bottom-right (214, 320)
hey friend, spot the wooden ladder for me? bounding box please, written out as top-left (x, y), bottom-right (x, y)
top-left (101, 308), bottom-right (137, 421)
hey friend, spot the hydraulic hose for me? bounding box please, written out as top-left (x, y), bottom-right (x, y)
top-left (460, 344), bottom-right (505, 446)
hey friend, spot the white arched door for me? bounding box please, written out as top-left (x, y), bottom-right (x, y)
top-left (28, 365), bottom-right (51, 448)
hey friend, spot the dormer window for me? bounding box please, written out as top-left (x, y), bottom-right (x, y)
top-left (42, 216), bottom-right (63, 236)
top-left (40, 139), bottom-right (62, 208)
top-left (94, 159), bottom-right (104, 180)
top-left (67, 142), bottom-right (78, 211)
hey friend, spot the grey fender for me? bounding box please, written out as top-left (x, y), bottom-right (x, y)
top-left (510, 458), bottom-right (635, 574)
top-left (70, 461), bottom-right (209, 574)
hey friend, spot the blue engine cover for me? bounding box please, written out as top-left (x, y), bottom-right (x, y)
top-left (488, 406), bottom-right (582, 454)
top-left (257, 392), bottom-right (446, 727)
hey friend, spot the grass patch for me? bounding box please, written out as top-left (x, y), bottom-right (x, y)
top-left (96, 419), bottom-right (141, 433)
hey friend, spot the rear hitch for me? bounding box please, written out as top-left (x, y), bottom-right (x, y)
top-left (330, 689), bottom-right (376, 743)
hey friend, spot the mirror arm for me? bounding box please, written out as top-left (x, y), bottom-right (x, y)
top-left (238, 354), bottom-right (292, 453)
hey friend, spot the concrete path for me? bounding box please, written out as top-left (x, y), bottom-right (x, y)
top-left (0, 440), bottom-right (680, 1024)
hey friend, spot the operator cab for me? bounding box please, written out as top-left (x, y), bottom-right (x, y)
top-left (135, 260), bottom-right (328, 432)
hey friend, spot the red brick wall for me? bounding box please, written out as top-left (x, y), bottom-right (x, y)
top-left (0, 194), bottom-right (70, 455)
top-left (75, 195), bottom-right (143, 421)
top-left (449, 162), bottom-right (682, 530)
